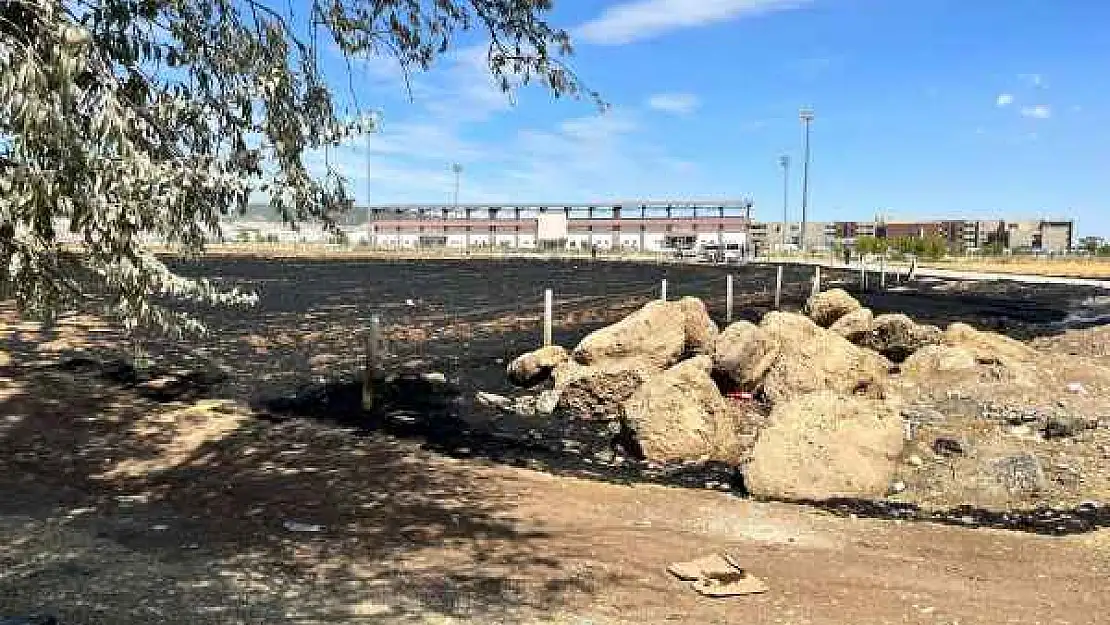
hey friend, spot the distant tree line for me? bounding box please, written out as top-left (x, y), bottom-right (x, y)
top-left (852, 235), bottom-right (951, 260)
top-left (1081, 239), bottom-right (1110, 257)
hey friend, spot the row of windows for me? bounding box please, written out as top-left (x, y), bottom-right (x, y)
top-left (373, 224), bottom-right (739, 233)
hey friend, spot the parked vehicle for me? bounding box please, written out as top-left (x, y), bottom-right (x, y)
top-left (700, 243), bottom-right (744, 263)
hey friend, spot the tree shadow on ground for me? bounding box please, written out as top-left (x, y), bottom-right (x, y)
top-left (0, 366), bottom-right (618, 624)
top-left (255, 370), bottom-right (1110, 539)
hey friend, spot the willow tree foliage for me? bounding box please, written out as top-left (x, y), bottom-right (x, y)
top-left (0, 0), bottom-right (592, 334)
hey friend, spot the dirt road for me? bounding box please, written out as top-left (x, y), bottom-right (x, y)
top-left (2, 417), bottom-right (1107, 624)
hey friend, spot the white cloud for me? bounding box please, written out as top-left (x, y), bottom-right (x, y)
top-left (995, 93), bottom-right (1014, 107)
top-left (482, 108), bottom-right (689, 202)
top-left (314, 38), bottom-right (702, 204)
top-left (646, 92), bottom-right (700, 115)
top-left (1021, 104), bottom-right (1052, 119)
top-left (575, 0), bottom-right (811, 45)
top-left (306, 103), bottom-right (696, 204)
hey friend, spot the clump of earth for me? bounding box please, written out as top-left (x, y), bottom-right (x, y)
top-left (499, 288), bottom-right (1110, 511)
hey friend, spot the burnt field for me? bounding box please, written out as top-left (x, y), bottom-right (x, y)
top-left (139, 256), bottom-right (1106, 406)
top-left (28, 256), bottom-right (1084, 532)
top-left (15, 256), bottom-right (1108, 503)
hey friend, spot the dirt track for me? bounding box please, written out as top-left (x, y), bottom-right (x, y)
top-left (3, 258), bottom-right (1110, 623)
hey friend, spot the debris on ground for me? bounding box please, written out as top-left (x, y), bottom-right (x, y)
top-left (283, 520), bottom-right (325, 533)
top-left (667, 553), bottom-right (768, 597)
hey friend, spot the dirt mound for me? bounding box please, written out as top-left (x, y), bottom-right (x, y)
top-left (621, 356), bottom-right (745, 464)
top-left (760, 312), bottom-right (891, 404)
top-left (829, 307), bottom-right (873, 341)
top-left (677, 296), bottom-right (719, 356)
top-left (711, 321), bottom-right (780, 389)
top-left (552, 360), bottom-right (654, 421)
top-left (507, 345), bottom-right (570, 387)
top-left (901, 345), bottom-right (978, 380)
top-left (805, 288), bottom-right (862, 327)
top-left (1033, 325), bottom-right (1110, 361)
top-left (943, 322), bottom-right (1037, 365)
top-left (745, 391), bottom-right (904, 500)
top-left (858, 313), bottom-right (943, 362)
top-left (572, 300), bottom-right (687, 371)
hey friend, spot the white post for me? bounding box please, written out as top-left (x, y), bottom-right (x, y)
top-left (860, 258), bottom-right (867, 291)
top-left (774, 265), bottom-right (783, 310)
top-left (362, 314), bottom-right (381, 411)
top-left (880, 256), bottom-right (887, 290)
top-left (543, 289), bottom-right (553, 347)
top-left (726, 275), bottom-right (734, 323)
top-left (661, 279), bottom-right (668, 301)
top-left (812, 265), bottom-right (821, 297)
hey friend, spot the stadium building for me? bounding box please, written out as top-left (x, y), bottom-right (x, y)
top-left (363, 200), bottom-right (754, 252)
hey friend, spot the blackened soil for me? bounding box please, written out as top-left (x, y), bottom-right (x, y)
top-left (107, 257), bottom-right (1110, 534)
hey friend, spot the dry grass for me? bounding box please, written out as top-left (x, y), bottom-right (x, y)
top-left (146, 243), bottom-right (674, 263)
top-left (921, 257), bottom-right (1110, 279)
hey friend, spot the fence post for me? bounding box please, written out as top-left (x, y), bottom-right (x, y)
top-left (860, 258), bottom-right (867, 292)
top-left (774, 265), bottom-right (783, 310)
top-left (725, 275), bottom-right (734, 323)
top-left (880, 256), bottom-right (887, 290)
top-left (543, 289), bottom-right (553, 347)
top-left (660, 278), bottom-right (668, 301)
top-left (362, 314), bottom-right (381, 412)
top-left (812, 265), bottom-right (822, 298)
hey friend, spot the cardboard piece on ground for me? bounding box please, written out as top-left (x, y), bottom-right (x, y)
top-left (668, 553), bottom-right (769, 597)
top-left (691, 571), bottom-right (769, 597)
top-left (667, 553), bottom-right (739, 581)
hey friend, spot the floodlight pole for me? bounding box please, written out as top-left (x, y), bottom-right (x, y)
top-left (779, 154), bottom-right (791, 250)
top-left (451, 163), bottom-right (462, 209)
top-left (799, 107), bottom-right (814, 254)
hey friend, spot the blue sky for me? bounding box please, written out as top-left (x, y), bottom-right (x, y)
top-left (315, 0), bottom-right (1110, 236)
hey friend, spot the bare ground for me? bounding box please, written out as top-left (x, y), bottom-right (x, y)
top-left (2, 367), bottom-right (1109, 624)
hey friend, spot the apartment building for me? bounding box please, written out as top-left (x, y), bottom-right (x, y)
top-left (749, 221), bottom-right (838, 252)
top-left (750, 217), bottom-right (1073, 253)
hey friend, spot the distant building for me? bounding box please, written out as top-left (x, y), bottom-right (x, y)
top-left (1035, 220), bottom-right (1075, 252)
top-left (1080, 236), bottom-right (1106, 250)
top-left (751, 217), bottom-right (1074, 254)
top-left (749, 221), bottom-right (836, 251)
top-left (1003, 220), bottom-right (1073, 252)
top-left (360, 200), bottom-right (753, 252)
